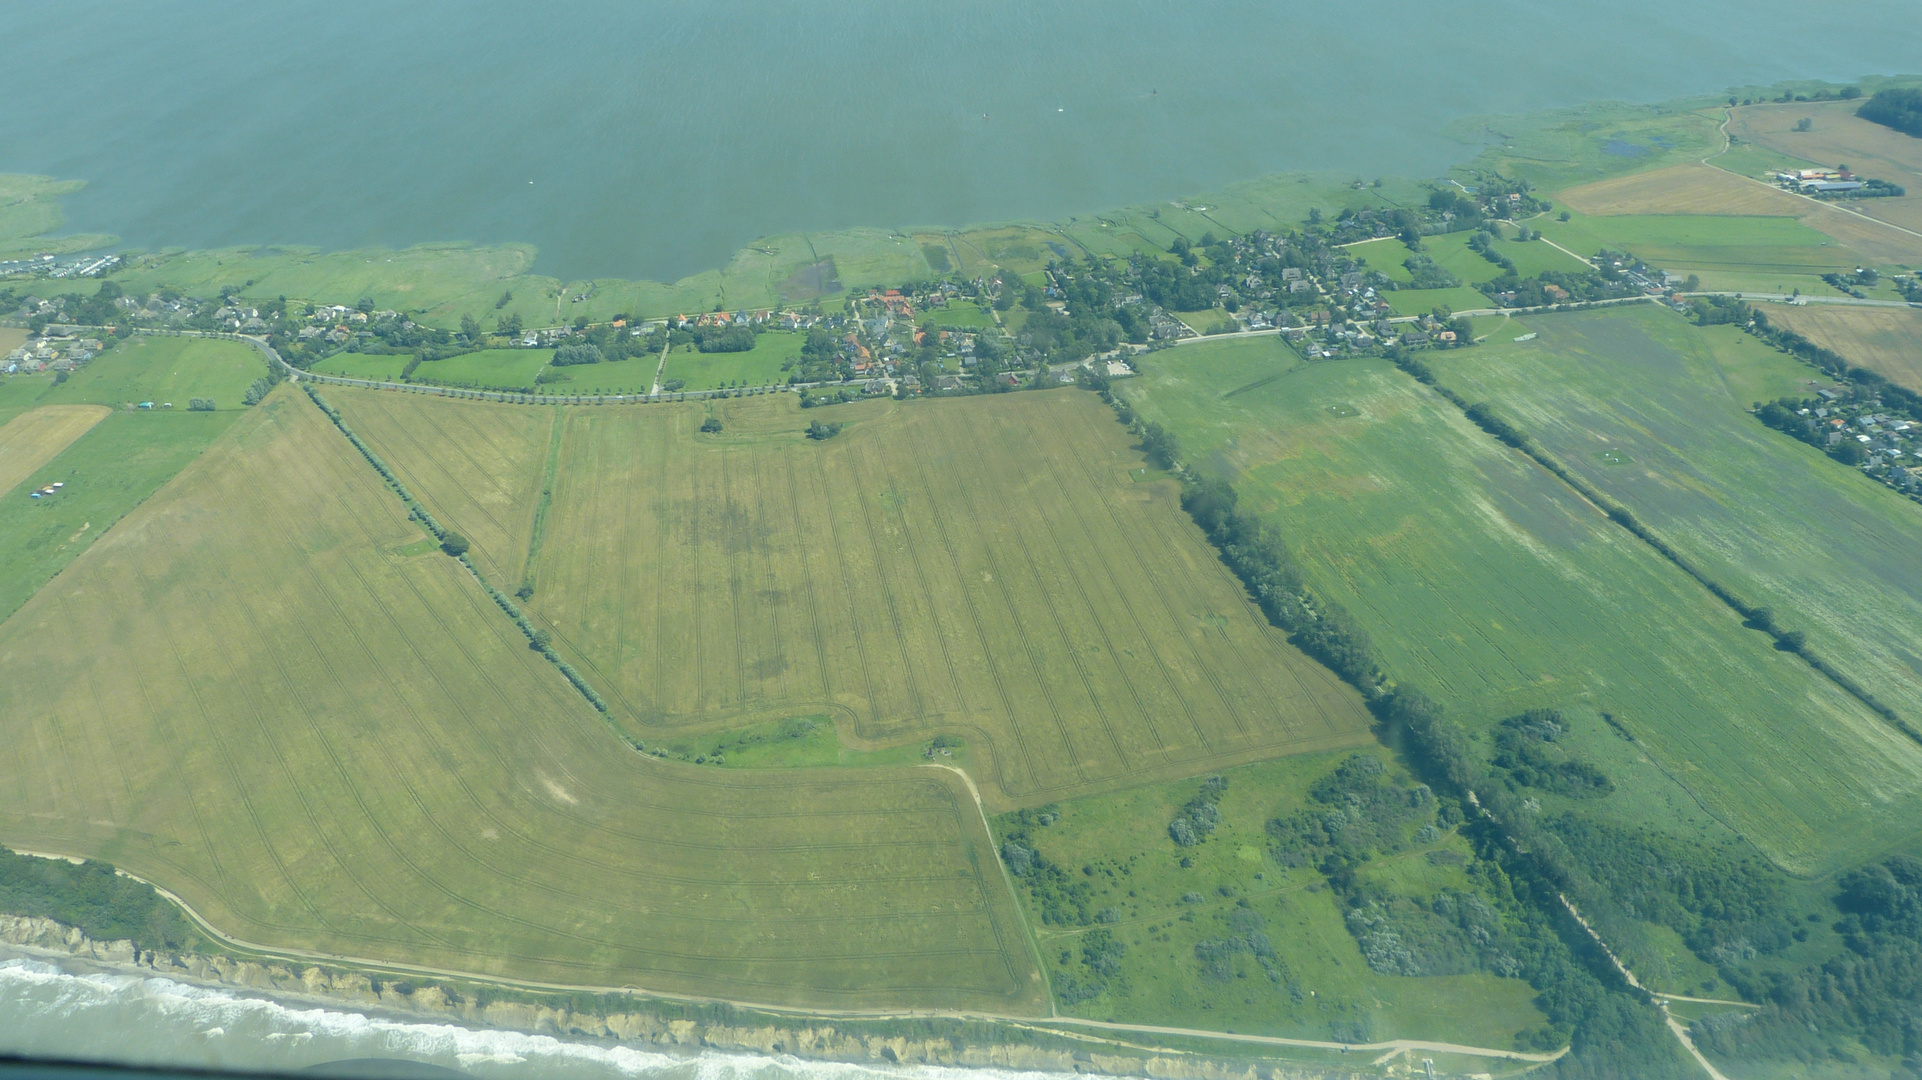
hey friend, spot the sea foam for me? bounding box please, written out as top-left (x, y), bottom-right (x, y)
top-left (0, 957), bottom-right (1079, 1080)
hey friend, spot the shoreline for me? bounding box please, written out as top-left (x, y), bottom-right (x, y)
top-left (0, 914), bottom-right (1339, 1080)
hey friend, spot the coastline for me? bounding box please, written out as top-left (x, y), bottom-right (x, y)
top-left (0, 914), bottom-right (1342, 1080)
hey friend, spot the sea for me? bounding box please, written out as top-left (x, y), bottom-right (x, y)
top-left (0, 953), bottom-right (1063, 1080)
top-left (3, 0), bottom-right (1919, 283)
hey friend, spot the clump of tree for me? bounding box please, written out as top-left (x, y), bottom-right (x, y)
top-left (552, 343), bottom-right (604, 367)
top-left (1491, 709), bottom-right (1613, 797)
top-left (699, 416), bottom-right (723, 433)
top-left (1857, 87), bottom-right (1922, 137)
top-left (440, 532), bottom-right (470, 557)
top-left (806, 420), bottom-right (843, 440)
top-left (1694, 855), bottom-right (1922, 1067)
top-left (1167, 774), bottom-right (1227, 846)
top-left (693, 325), bottom-right (756, 353)
top-left (999, 808), bottom-right (1096, 927)
top-left (1400, 254), bottom-right (1461, 290)
top-left (186, 398), bottom-right (215, 411)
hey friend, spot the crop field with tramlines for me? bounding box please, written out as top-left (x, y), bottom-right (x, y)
top-left (1122, 332), bottom-right (1922, 875)
top-left (0, 386), bottom-right (1044, 1012)
top-left (329, 387), bottom-right (1375, 809)
top-left (1438, 305), bottom-right (1922, 737)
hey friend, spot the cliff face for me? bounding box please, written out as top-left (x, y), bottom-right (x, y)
top-left (0, 915), bottom-right (1327, 1080)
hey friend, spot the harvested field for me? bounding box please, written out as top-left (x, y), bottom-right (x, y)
top-left (334, 388), bottom-right (1375, 809)
top-left (0, 386), bottom-right (1044, 1011)
top-left (0, 404), bottom-right (109, 496)
top-left (1558, 164), bottom-right (1807, 217)
top-left (1763, 303), bottom-right (1922, 392)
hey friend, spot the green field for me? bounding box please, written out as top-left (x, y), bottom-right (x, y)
top-left (311, 353), bottom-right (412, 381)
top-left (1382, 286), bottom-right (1493, 316)
top-left (0, 386), bottom-right (1045, 1011)
top-left (662, 331), bottom-right (805, 390)
top-left (43, 335), bottom-right (267, 410)
top-left (1122, 333), bottom-right (1922, 874)
top-left (1436, 305), bottom-right (1922, 738)
top-left (331, 387), bottom-right (1375, 809)
top-left (920, 301), bottom-right (998, 330)
top-left (410, 348), bottom-right (551, 390)
top-left (1536, 211), bottom-right (1859, 292)
top-left (995, 748), bottom-right (1547, 1046)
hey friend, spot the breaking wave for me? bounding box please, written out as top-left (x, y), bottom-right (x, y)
top-left (0, 956), bottom-right (1075, 1080)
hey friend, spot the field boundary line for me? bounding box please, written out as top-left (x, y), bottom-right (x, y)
top-left (519, 405), bottom-right (566, 593)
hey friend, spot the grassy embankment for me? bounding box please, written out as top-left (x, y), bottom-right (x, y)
top-left (0, 385), bottom-right (1045, 1012)
top-left (1436, 304), bottom-right (1922, 749)
top-left (328, 387), bottom-right (1375, 809)
top-left (1120, 331), bottom-right (1922, 877)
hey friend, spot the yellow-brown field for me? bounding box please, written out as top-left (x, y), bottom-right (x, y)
top-left (1764, 303), bottom-right (1922, 392)
top-left (0, 387), bottom-right (1045, 1011)
top-left (1558, 164), bottom-right (1806, 217)
top-left (0, 404), bottom-right (110, 496)
top-left (332, 388), bottom-right (1376, 810)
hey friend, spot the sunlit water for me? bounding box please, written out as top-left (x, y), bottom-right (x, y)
top-left (0, 955), bottom-right (1074, 1080)
top-left (3, 0), bottom-right (1919, 280)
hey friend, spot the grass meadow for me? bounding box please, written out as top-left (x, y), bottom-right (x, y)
top-left (662, 331), bottom-right (804, 390)
top-left (44, 335), bottom-right (267, 410)
top-left (1438, 305), bottom-right (1922, 756)
top-left (333, 388), bottom-right (1375, 810)
top-left (0, 385), bottom-right (1045, 1011)
top-left (311, 353), bottom-right (412, 381)
top-left (1122, 332), bottom-right (1922, 875)
top-left (411, 348), bottom-right (551, 390)
top-left (920, 301), bottom-right (998, 330)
